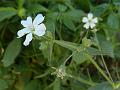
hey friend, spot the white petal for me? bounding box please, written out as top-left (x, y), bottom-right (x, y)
top-left (92, 17), bottom-right (98, 23)
top-left (88, 13), bottom-right (93, 20)
top-left (17, 28), bottom-right (31, 38)
top-left (34, 23), bottom-right (46, 36)
top-left (90, 23), bottom-right (96, 29)
top-left (83, 23), bottom-right (90, 29)
top-left (21, 16), bottom-right (32, 27)
top-left (23, 33), bottom-right (32, 46)
top-left (33, 14), bottom-right (45, 26)
top-left (82, 17), bottom-right (88, 23)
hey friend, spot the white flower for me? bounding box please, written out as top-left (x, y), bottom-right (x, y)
top-left (17, 14), bottom-right (46, 46)
top-left (82, 13), bottom-right (98, 29)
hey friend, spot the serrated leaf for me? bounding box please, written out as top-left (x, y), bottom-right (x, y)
top-left (2, 39), bottom-right (21, 67)
top-left (0, 7), bottom-right (17, 22)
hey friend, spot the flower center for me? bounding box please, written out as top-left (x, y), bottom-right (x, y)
top-left (29, 24), bottom-right (35, 33)
top-left (88, 19), bottom-right (92, 23)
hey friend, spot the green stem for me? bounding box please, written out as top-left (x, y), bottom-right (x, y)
top-left (85, 30), bottom-right (89, 37)
top-left (86, 54), bottom-right (115, 88)
top-left (41, 36), bottom-right (115, 87)
top-left (42, 35), bottom-right (50, 40)
top-left (94, 32), bottom-right (114, 82)
top-left (68, 75), bottom-right (96, 86)
top-left (63, 51), bottom-right (76, 65)
top-left (87, 68), bottom-right (93, 82)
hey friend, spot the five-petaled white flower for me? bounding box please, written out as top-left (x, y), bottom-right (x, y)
top-left (17, 14), bottom-right (46, 46)
top-left (82, 13), bottom-right (98, 29)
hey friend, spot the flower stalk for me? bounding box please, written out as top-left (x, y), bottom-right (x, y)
top-left (94, 32), bottom-right (114, 83)
top-left (85, 54), bottom-right (115, 88)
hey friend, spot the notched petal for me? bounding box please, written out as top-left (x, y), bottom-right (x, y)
top-left (21, 16), bottom-right (32, 27)
top-left (34, 23), bottom-right (46, 36)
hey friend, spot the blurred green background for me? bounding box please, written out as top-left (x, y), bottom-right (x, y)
top-left (0, 0), bottom-right (120, 90)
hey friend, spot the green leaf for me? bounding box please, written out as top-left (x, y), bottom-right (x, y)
top-left (46, 12), bottom-right (58, 21)
top-left (113, 0), bottom-right (120, 4)
top-left (0, 22), bottom-right (5, 32)
top-left (24, 80), bottom-right (40, 90)
top-left (0, 7), bottom-right (17, 22)
top-left (73, 51), bottom-right (88, 64)
top-left (58, 4), bottom-right (67, 12)
top-left (72, 46), bottom-right (104, 64)
top-left (92, 4), bottom-right (109, 17)
top-left (97, 34), bottom-right (115, 58)
top-left (39, 41), bottom-right (49, 50)
top-left (65, 9), bottom-right (85, 22)
top-left (53, 78), bottom-right (61, 90)
top-left (62, 15), bottom-right (76, 31)
top-left (28, 4), bottom-right (49, 14)
top-left (46, 20), bottom-right (56, 34)
top-left (71, 80), bottom-right (87, 90)
top-left (39, 32), bottom-right (53, 64)
top-left (0, 79), bottom-right (8, 90)
top-left (100, 40), bottom-right (114, 58)
top-left (107, 13), bottom-right (119, 30)
top-left (62, 9), bottom-right (84, 30)
top-left (46, 12), bottom-right (58, 34)
top-left (79, 0), bottom-right (90, 11)
top-left (54, 40), bottom-right (79, 51)
top-left (2, 39), bottom-right (21, 67)
top-left (87, 47), bottom-right (107, 56)
top-left (17, 0), bottom-right (24, 9)
top-left (88, 82), bottom-right (120, 90)
top-left (114, 47), bottom-right (120, 58)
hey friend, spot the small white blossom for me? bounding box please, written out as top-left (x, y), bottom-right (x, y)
top-left (82, 13), bottom-right (98, 29)
top-left (17, 14), bottom-right (46, 46)
top-left (51, 66), bottom-right (66, 79)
